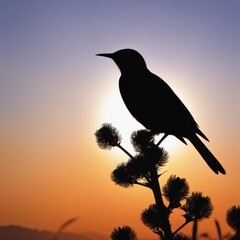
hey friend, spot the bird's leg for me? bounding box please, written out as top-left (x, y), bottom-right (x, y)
top-left (156, 133), bottom-right (169, 146)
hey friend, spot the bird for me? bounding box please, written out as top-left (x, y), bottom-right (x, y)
top-left (96, 48), bottom-right (226, 175)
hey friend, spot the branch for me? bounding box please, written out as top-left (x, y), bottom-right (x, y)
top-left (150, 166), bottom-right (173, 239)
top-left (116, 143), bottom-right (135, 159)
top-left (173, 220), bottom-right (191, 236)
top-left (133, 181), bottom-right (149, 188)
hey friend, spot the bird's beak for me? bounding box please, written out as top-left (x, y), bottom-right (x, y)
top-left (96, 53), bottom-right (113, 58)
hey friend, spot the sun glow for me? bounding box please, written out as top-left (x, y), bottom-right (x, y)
top-left (100, 88), bottom-right (182, 155)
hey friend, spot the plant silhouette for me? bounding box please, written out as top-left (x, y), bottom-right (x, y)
top-left (53, 217), bottom-right (78, 240)
top-left (96, 49), bottom-right (225, 175)
top-left (95, 124), bottom-right (215, 240)
top-left (226, 205), bottom-right (240, 239)
top-left (110, 226), bottom-right (138, 240)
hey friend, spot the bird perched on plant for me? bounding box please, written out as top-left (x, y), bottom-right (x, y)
top-left (96, 49), bottom-right (225, 175)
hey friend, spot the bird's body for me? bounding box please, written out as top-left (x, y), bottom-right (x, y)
top-left (97, 49), bottom-right (225, 174)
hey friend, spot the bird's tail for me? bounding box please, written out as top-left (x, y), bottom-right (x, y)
top-left (189, 134), bottom-right (226, 174)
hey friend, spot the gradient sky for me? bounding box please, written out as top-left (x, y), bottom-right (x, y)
top-left (1, 1), bottom-right (240, 239)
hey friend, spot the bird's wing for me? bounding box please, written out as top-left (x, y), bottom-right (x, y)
top-left (119, 71), bottom-right (208, 140)
top-left (149, 73), bottom-right (209, 140)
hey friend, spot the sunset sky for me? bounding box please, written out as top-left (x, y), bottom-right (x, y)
top-left (1, 1), bottom-right (240, 239)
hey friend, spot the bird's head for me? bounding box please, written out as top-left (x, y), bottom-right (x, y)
top-left (96, 48), bottom-right (147, 74)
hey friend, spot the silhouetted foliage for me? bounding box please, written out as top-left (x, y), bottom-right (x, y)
top-left (53, 217), bottom-right (78, 240)
top-left (229, 232), bottom-right (240, 240)
top-left (181, 192), bottom-right (213, 223)
top-left (214, 219), bottom-right (223, 240)
top-left (110, 226), bottom-right (137, 240)
top-left (111, 162), bottom-right (137, 188)
top-left (95, 124), bottom-right (235, 240)
top-left (130, 129), bottom-right (155, 153)
top-left (225, 205), bottom-right (240, 239)
top-left (173, 233), bottom-right (191, 240)
top-left (141, 204), bottom-right (164, 234)
top-left (163, 175), bottom-right (190, 211)
top-left (95, 123), bottom-right (122, 150)
top-left (226, 205), bottom-right (240, 233)
top-left (131, 130), bottom-right (169, 168)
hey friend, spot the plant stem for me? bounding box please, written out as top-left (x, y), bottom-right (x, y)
top-left (173, 221), bottom-right (190, 236)
top-left (150, 166), bottom-right (173, 240)
top-left (116, 143), bottom-right (135, 159)
top-left (215, 219), bottom-right (223, 240)
top-left (192, 220), bottom-right (198, 240)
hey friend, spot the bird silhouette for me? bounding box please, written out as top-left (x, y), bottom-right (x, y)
top-left (96, 49), bottom-right (225, 175)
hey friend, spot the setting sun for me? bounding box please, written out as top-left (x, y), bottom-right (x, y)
top-left (100, 87), bottom-right (182, 154)
top-left (100, 87), bottom-right (142, 135)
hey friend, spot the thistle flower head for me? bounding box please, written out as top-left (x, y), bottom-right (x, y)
top-left (226, 205), bottom-right (240, 232)
top-left (181, 192), bottom-right (213, 222)
top-left (95, 123), bottom-right (121, 150)
top-left (141, 204), bottom-right (164, 232)
top-left (110, 226), bottom-right (137, 240)
top-left (111, 162), bottom-right (136, 188)
top-left (111, 155), bottom-right (151, 188)
top-left (163, 175), bottom-right (190, 208)
top-left (130, 130), bottom-right (168, 168)
top-left (131, 129), bottom-right (155, 153)
top-left (173, 233), bottom-right (191, 240)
